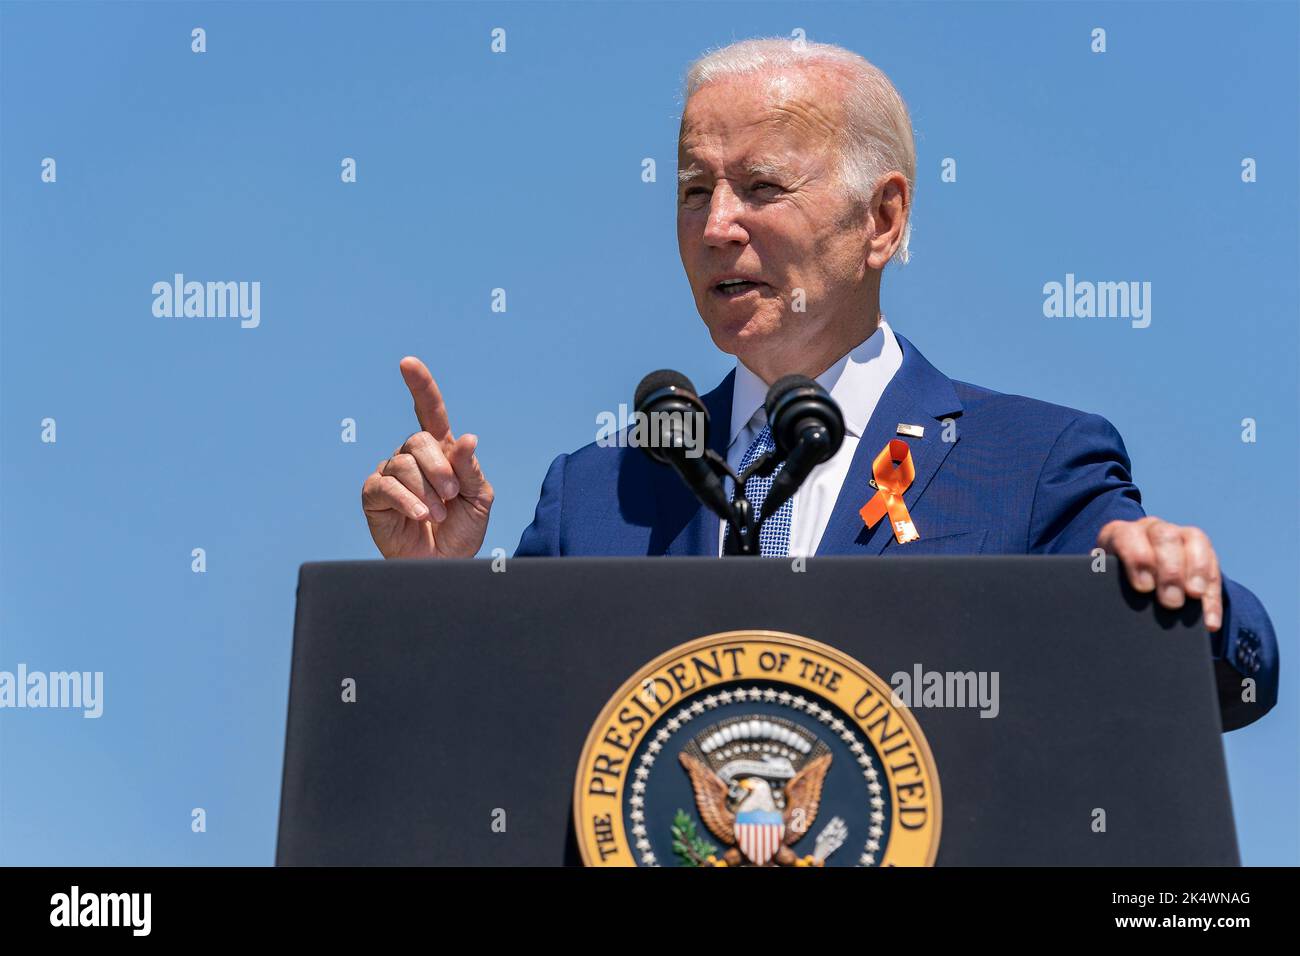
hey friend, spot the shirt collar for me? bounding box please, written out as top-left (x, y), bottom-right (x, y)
top-left (728, 318), bottom-right (902, 449)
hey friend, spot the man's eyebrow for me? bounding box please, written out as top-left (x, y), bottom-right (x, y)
top-left (744, 159), bottom-right (792, 179)
top-left (677, 160), bottom-right (791, 186)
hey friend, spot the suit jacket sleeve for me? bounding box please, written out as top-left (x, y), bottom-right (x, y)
top-left (514, 452), bottom-right (567, 557)
top-left (1028, 412), bottom-right (1278, 730)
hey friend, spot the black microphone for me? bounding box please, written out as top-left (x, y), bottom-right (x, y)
top-left (633, 370), bottom-right (732, 519)
top-left (758, 375), bottom-right (845, 520)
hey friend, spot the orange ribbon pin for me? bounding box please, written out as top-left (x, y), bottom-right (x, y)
top-left (859, 439), bottom-right (920, 544)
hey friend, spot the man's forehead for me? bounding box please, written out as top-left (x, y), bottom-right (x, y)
top-left (678, 70), bottom-right (844, 168)
top-left (677, 119), bottom-right (830, 182)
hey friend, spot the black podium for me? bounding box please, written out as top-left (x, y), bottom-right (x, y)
top-left (275, 556), bottom-right (1237, 866)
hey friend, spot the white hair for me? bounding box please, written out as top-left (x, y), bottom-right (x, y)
top-left (682, 38), bottom-right (916, 265)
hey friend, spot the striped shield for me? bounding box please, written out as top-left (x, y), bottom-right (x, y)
top-left (735, 810), bottom-right (785, 865)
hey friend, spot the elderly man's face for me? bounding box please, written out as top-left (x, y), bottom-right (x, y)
top-left (677, 69), bottom-right (873, 375)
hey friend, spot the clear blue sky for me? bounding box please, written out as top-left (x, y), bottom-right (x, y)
top-left (1, 0), bottom-right (1296, 865)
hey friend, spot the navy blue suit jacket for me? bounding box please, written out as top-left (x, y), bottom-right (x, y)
top-left (516, 332), bottom-right (1278, 730)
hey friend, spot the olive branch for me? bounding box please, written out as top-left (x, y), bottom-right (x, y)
top-left (671, 809), bottom-right (717, 867)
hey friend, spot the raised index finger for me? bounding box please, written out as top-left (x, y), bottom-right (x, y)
top-left (399, 356), bottom-right (453, 441)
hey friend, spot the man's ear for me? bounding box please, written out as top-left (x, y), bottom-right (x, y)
top-left (866, 172), bottom-right (910, 270)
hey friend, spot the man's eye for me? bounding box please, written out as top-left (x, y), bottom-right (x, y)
top-left (682, 187), bottom-right (710, 202)
top-left (752, 181), bottom-right (781, 194)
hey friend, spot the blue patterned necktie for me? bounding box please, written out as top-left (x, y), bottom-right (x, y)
top-left (728, 422), bottom-right (793, 557)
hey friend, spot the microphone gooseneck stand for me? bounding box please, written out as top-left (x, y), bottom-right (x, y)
top-left (715, 446), bottom-right (774, 556)
top-left (634, 370), bottom-right (844, 557)
top-left (715, 420), bottom-right (836, 556)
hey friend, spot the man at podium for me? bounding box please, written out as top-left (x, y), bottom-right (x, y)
top-left (358, 38), bottom-right (1276, 731)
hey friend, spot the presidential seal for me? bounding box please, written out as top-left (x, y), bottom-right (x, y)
top-left (573, 630), bottom-right (941, 866)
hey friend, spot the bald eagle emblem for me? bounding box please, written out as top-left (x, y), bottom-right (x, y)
top-left (677, 715), bottom-right (847, 867)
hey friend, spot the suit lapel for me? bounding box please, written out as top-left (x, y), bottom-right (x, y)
top-left (661, 370), bottom-right (734, 556)
top-left (816, 333), bottom-right (964, 556)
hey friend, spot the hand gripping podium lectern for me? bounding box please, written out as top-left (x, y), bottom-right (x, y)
top-left (275, 556), bottom-right (1238, 867)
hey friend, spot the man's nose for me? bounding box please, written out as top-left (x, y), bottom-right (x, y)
top-left (702, 182), bottom-right (749, 247)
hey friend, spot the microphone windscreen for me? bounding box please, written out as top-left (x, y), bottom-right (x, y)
top-left (765, 374), bottom-right (818, 412)
top-left (635, 369), bottom-right (697, 411)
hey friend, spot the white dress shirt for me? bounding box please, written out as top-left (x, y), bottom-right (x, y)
top-left (718, 318), bottom-right (904, 557)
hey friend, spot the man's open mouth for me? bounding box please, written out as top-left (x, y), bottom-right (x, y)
top-left (712, 278), bottom-right (767, 297)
